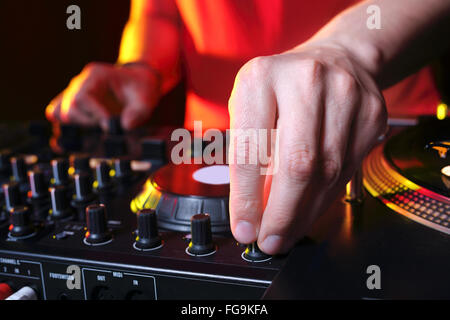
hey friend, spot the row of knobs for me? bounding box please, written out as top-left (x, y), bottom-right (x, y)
top-left (83, 206), bottom-right (270, 262)
top-left (2, 154), bottom-right (269, 261)
top-left (5, 198), bottom-right (270, 262)
top-left (2, 155), bottom-right (133, 222)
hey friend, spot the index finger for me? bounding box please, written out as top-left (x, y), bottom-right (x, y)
top-left (228, 59), bottom-right (277, 245)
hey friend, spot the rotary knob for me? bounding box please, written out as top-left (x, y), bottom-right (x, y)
top-left (84, 204), bottom-right (112, 245)
top-left (3, 182), bottom-right (22, 212)
top-left (0, 149), bottom-right (11, 177)
top-left (9, 206), bottom-right (35, 238)
top-left (70, 154), bottom-right (91, 176)
top-left (28, 170), bottom-right (48, 200)
top-left (10, 156), bottom-right (27, 185)
top-left (49, 186), bottom-right (73, 220)
top-left (94, 161), bottom-right (114, 192)
top-left (107, 117), bottom-right (123, 136)
top-left (71, 173), bottom-right (97, 220)
top-left (134, 209), bottom-right (162, 250)
top-left (113, 158), bottom-right (132, 181)
top-left (242, 242), bottom-right (271, 263)
top-left (27, 170), bottom-right (50, 220)
top-left (51, 158), bottom-right (70, 186)
top-left (187, 213), bottom-right (216, 256)
top-left (73, 173), bottom-right (95, 203)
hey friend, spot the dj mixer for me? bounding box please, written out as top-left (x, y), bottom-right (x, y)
top-left (0, 118), bottom-right (449, 300)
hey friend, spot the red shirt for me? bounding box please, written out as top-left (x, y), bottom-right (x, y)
top-left (165, 0), bottom-right (441, 130)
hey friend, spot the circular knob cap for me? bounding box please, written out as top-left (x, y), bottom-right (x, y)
top-left (135, 209), bottom-right (161, 250)
top-left (0, 149), bottom-right (12, 175)
top-left (242, 242), bottom-right (271, 262)
top-left (187, 213), bottom-right (215, 256)
top-left (70, 154), bottom-right (91, 175)
top-left (49, 186), bottom-right (73, 220)
top-left (107, 117), bottom-right (123, 136)
top-left (11, 156), bottom-right (27, 184)
top-left (9, 206), bottom-right (35, 238)
top-left (95, 161), bottom-right (113, 191)
top-left (85, 204), bottom-right (112, 245)
top-left (73, 173), bottom-right (95, 202)
top-left (3, 182), bottom-right (22, 212)
top-left (113, 158), bottom-right (132, 179)
top-left (28, 170), bottom-right (48, 200)
top-left (51, 158), bottom-right (70, 186)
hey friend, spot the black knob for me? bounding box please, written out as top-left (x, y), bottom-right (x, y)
top-left (57, 124), bottom-right (82, 151)
top-left (242, 242), bottom-right (271, 262)
top-left (70, 154), bottom-right (91, 175)
top-left (187, 213), bottom-right (215, 256)
top-left (85, 204), bottom-right (112, 245)
top-left (9, 206), bottom-right (35, 238)
top-left (140, 138), bottom-right (166, 161)
top-left (135, 209), bottom-right (162, 250)
top-left (51, 158), bottom-right (70, 186)
top-left (3, 182), bottom-right (22, 212)
top-left (28, 170), bottom-right (48, 200)
top-left (49, 186), bottom-right (73, 220)
top-left (107, 117), bottom-right (123, 136)
top-left (72, 173), bottom-right (97, 221)
top-left (11, 156), bottom-right (27, 184)
top-left (113, 158), bottom-right (132, 180)
top-left (73, 173), bottom-right (95, 202)
top-left (0, 149), bottom-right (12, 176)
top-left (95, 161), bottom-right (113, 191)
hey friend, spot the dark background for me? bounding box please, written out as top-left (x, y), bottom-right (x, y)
top-left (0, 1), bottom-right (449, 125)
top-left (0, 0), bottom-right (185, 127)
top-left (0, 1), bottom-right (129, 121)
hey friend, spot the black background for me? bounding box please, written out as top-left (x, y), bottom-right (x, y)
top-left (0, 1), bottom-right (131, 122)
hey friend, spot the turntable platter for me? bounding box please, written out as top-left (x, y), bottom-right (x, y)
top-left (385, 119), bottom-right (450, 195)
top-left (363, 119), bottom-right (450, 234)
top-left (131, 164), bottom-right (230, 233)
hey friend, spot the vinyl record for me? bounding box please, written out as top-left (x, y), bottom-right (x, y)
top-left (131, 164), bottom-right (230, 233)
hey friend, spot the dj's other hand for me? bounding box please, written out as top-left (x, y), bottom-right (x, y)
top-left (45, 62), bottom-right (161, 130)
top-left (228, 43), bottom-right (387, 255)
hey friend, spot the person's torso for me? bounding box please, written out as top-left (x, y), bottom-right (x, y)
top-left (175, 0), bottom-right (441, 130)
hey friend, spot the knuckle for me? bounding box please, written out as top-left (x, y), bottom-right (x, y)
top-left (83, 62), bottom-right (97, 73)
top-left (230, 192), bottom-right (261, 215)
top-left (367, 95), bottom-right (387, 130)
top-left (269, 214), bottom-right (293, 234)
top-left (235, 56), bottom-right (272, 89)
top-left (246, 56), bottom-right (272, 78)
top-left (320, 157), bottom-right (341, 185)
top-left (298, 58), bottom-right (324, 80)
top-left (71, 93), bottom-right (85, 109)
top-left (83, 62), bottom-right (107, 75)
top-left (281, 144), bottom-right (317, 182)
top-left (230, 132), bottom-right (261, 170)
top-left (334, 71), bottom-right (358, 94)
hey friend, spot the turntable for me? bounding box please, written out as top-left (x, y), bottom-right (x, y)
top-left (363, 118), bottom-right (450, 234)
top-left (130, 164), bottom-right (230, 233)
top-left (264, 117), bottom-right (450, 299)
top-left (2, 118), bottom-right (450, 300)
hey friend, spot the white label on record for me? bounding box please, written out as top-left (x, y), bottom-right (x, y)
top-left (192, 165), bottom-right (230, 185)
top-left (442, 165), bottom-right (450, 178)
